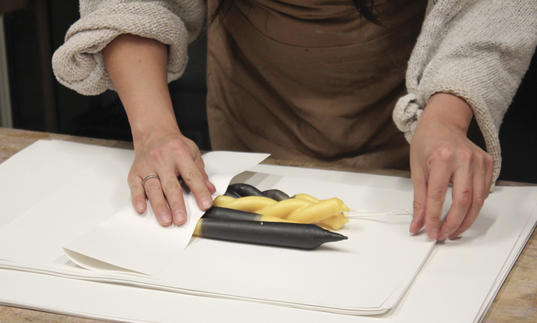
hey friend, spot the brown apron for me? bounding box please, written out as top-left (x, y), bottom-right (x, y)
top-left (206, 0), bottom-right (427, 170)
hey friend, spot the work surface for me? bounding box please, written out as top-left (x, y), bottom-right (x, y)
top-left (0, 127), bottom-right (535, 322)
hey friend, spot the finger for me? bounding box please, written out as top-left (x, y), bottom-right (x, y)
top-left (144, 176), bottom-right (172, 226)
top-left (438, 163), bottom-right (472, 240)
top-left (206, 179), bottom-right (216, 194)
top-left (449, 155), bottom-right (491, 239)
top-left (425, 159), bottom-right (452, 240)
top-left (448, 186), bottom-right (483, 239)
top-left (176, 157), bottom-right (213, 210)
top-left (159, 170), bottom-right (187, 226)
top-left (484, 153), bottom-right (494, 194)
top-left (194, 154), bottom-right (216, 194)
top-left (410, 166), bottom-right (427, 234)
top-left (128, 173), bottom-right (147, 214)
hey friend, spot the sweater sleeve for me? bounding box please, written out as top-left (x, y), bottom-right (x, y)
top-left (52, 0), bottom-right (205, 96)
top-left (392, 0), bottom-right (537, 182)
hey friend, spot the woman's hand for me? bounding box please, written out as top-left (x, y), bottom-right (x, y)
top-left (409, 93), bottom-right (494, 240)
top-left (103, 34), bottom-right (215, 226)
top-left (129, 130), bottom-right (215, 226)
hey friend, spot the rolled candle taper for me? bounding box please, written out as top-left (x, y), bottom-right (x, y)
top-left (227, 183), bottom-right (264, 197)
top-left (213, 194), bottom-right (349, 230)
top-left (204, 206), bottom-right (288, 223)
top-left (196, 209), bottom-right (348, 249)
top-left (224, 188), bottom-right (241, 198)
top-left (227, 183), bottom-right (290, 201)
top-left (213, 195), bottom-right (277, 212)
top-left (261, 189), bottom-right (290, 201)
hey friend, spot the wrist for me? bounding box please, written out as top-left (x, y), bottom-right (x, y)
top-left (132, 122), bottom-right (181, 149)
top-left (129, 106), bottom-right (181, 149)
top-left (423, 93), bottom-right (473, 133)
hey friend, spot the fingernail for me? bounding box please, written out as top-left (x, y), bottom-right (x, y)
top-left (438, 232), bottom-right (447, 241)
top-left (174, 210), bottom-right (186, 225)
top-left (428, 229), bottom-right (438, 240)
top-left (201, 197), bottom-right (213, 210)
top-left (135, 201), bottom-right (145, 213)
top-left (159, 212), bottom-right (172, 226)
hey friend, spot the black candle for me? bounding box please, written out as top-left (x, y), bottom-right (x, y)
top-left (195, 210), bottom-right (347, 250)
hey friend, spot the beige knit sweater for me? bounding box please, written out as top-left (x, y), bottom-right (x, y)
top-left (52, 0), bottom-right (537, 182)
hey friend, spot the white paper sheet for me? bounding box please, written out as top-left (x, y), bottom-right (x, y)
top-left (0, 185), bottom-right (535, 323)
top-left (0, 140), bottom-right (268, 261)
top-left (1, 140), bottom-right (536, 322)
top-left (55, 151), bottom-right (272, 274)
top-left (251, 165), bottom-right (537, 322)
top-left (63, 177), bottom-right (435, 314)
top-left (0, 140), bottom-right (131, 228)
top-left (0, 141), bottom-right (132, 262)
top-left (0, 140), bottom-right (435, 315)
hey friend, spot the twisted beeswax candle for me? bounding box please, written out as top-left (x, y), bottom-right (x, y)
top-left (213, 192), bottom-right (349, 230)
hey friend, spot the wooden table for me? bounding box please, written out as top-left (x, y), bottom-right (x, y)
top-left (0, 127), bottom-right (535, 323)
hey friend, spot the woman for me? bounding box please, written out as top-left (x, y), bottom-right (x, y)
top-left (52, 0), bottom-right (537, 240)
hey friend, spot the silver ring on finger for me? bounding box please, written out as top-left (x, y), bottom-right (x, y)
top-left (142, 174), bottom-right (160, 187)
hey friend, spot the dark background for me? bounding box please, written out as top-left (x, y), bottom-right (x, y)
top-left (3, 0), bottom-right (537, 182)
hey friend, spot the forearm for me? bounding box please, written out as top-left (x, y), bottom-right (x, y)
top-left (103, 34), bottom-right (180, 147)
top-left (53, 1), bottom-right (204, 95)
top-left (103, 34), bottom-right (213, 225)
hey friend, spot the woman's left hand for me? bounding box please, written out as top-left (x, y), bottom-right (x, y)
top-left (409, 93), bottom-right (494, 241)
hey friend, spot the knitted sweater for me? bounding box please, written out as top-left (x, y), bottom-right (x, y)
top-left (52, 0), bottom-right (537, 182)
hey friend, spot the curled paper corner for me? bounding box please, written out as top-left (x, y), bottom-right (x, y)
top-left (201, 151), bottom-right (270, 177)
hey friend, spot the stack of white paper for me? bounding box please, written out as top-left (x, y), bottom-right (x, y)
top-left (0, 140), bottom-right (535, 322)
top-left (0, 140), bottom-right (434, 315)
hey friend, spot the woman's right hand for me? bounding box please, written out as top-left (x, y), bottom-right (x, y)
top-left (129, 130), bottom-right (215, 226)
top-left (103, 34), bottom-right (215, 226)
